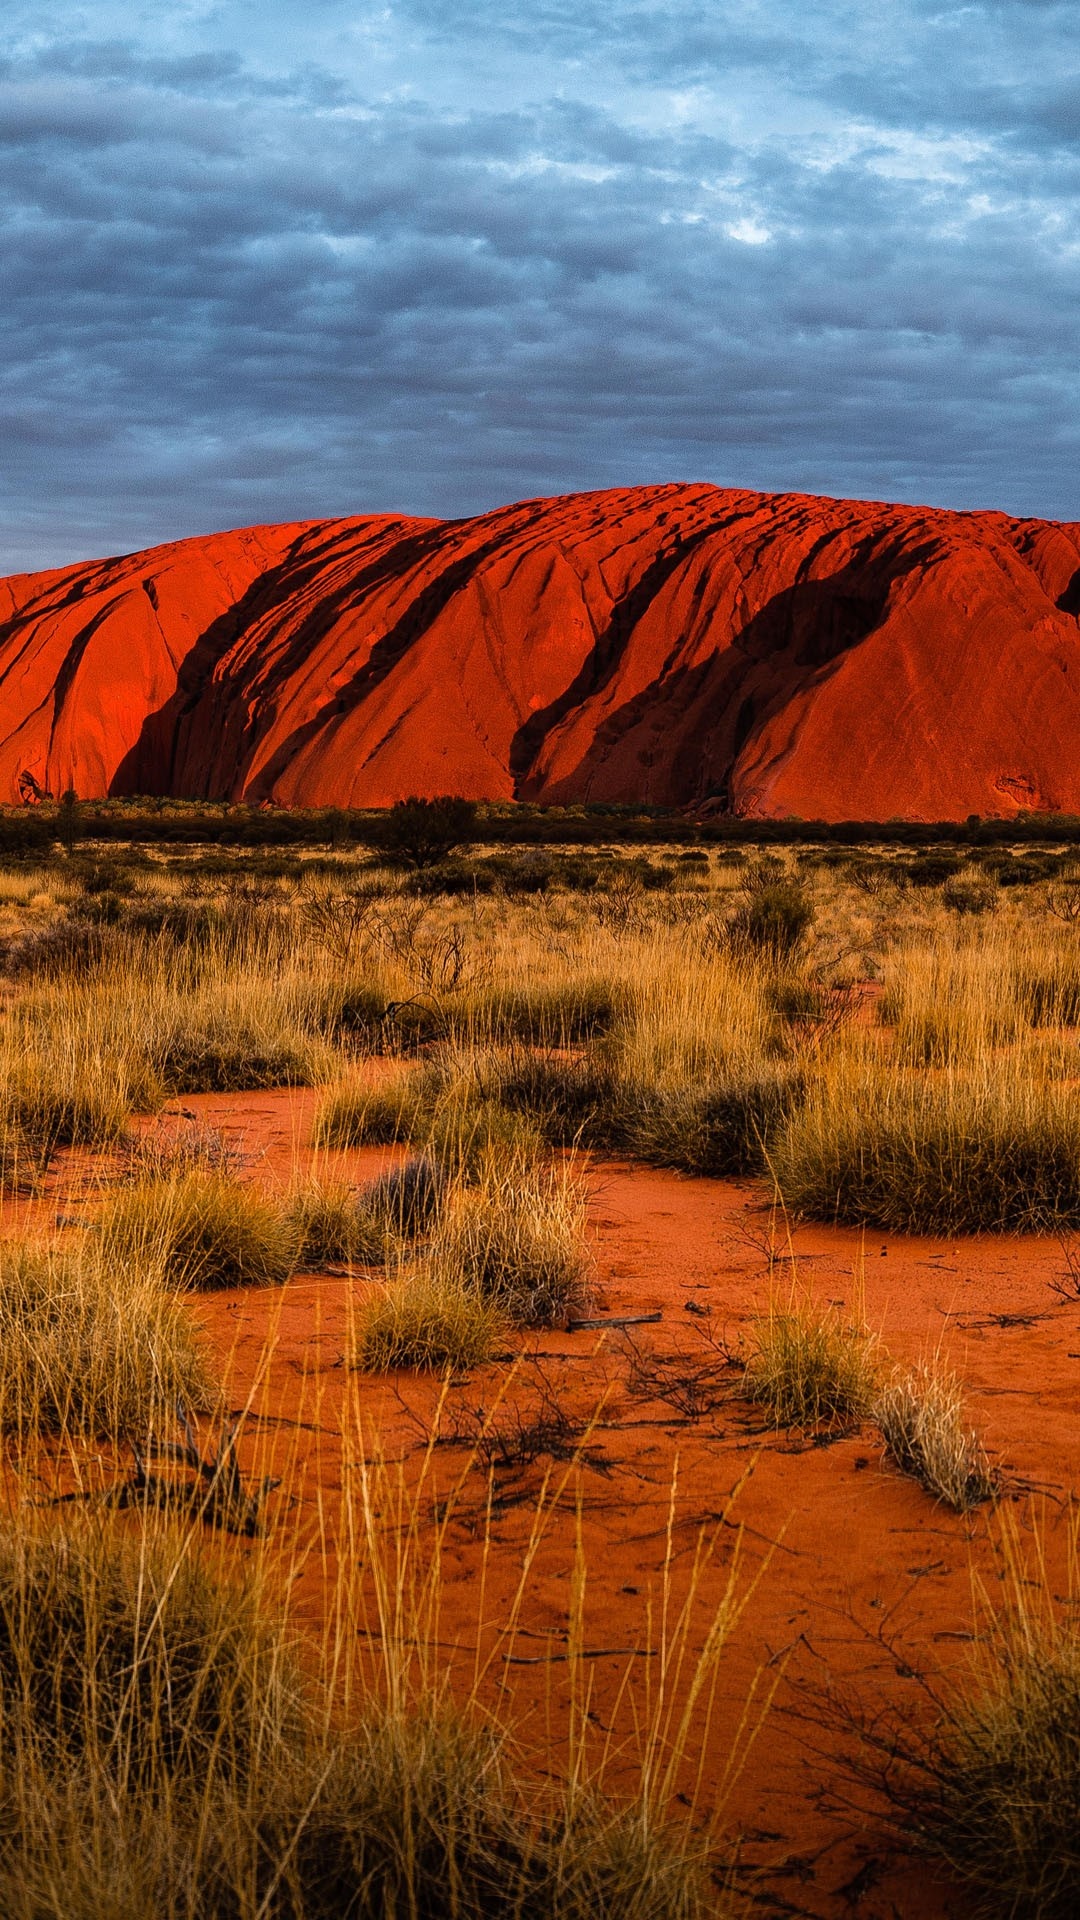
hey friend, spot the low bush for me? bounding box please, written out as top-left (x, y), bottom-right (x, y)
top-left (287, 1178), bottom-right (384, 1269)
top-left (729, 882), bottom-right (813, 960)
top-left (740, 1297), bottom-right (878, 1430)
top-left (99, 1173), bottom-right (299, 1290)
top-left (376, 796), bottom-right (478, 870)
top-left (1, 919), bottom-right (123, 979)
top-left (428, 1097), bottom-right (544, 1180)
top-left (942, 877), bottom-right (996, 915)
top-left (875, 1364), bottom-right (997, 1511)
top-left (358, 1154), bottom-right (448, 1240)
top-left (351, 1268), bottom-right (506, 1372)
top-left (0, 1240), bottom-right (213, 1437)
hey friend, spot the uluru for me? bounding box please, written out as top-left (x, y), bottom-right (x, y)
top-left (2, 483), bottom-right (1080, 821)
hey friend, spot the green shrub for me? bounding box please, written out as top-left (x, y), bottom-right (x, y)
top-left (376, 797), bottom-right (478, 870)
top-left (329, 985), bottom-right (450, 1051)
top-left (942, 878), bottom-right (996, 915)
top-left (3, 1058), bottom-right (147, 1151)
top-left (428, 1098), bottom-right (544, 1179)
top-left (492, 1051), bottom-right (631, 1149)
top-left (152, 1022), bottom-right (317, 1094)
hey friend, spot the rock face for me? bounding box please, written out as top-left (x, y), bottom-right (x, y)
top-left (2, 485), bottom-right (1080, 819)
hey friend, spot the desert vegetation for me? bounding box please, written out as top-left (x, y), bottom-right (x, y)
top-left (0, 818), bottom-right (1078, 1910)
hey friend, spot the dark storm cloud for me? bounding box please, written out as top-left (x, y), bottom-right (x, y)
top-left (0, 1), bottom-right (1078, 570)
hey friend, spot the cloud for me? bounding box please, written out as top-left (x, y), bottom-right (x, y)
top-left (0, 3), bottom-right (1077, 570)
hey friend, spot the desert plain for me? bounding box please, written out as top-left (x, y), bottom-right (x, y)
top-left (0, 819), bottom-right (1076, 1917)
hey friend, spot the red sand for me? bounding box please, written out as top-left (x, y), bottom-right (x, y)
top-left (27, 1087), bottom-right (1078, 1918)
top-left (3, 486), bottom-right (1080, 819)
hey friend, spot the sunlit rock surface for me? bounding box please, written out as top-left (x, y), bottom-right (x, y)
top-left (3, 484), bottom-right (1079, 818)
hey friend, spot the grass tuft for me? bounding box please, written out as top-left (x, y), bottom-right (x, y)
top-left (287, 1158), bottom-right (447, 1269)
top-left (430, 1162), bottom-right (591, 1328)
top-left (741, 1295), bottom-right (878, 1430)
top-left (313, 1070), bottom-right (428, 1149)
top-left (351, 1267), bottom-right (506, 1372)
top-left (0, 1239), bottom-right (213, 1437)
top-left (876, 1364), bottom-right (997, 1511)
top-left (0, 1517), bottom-right (290, 1785)
top-left (99, 1173), bottom-right (299, 1290)
top-left (773, 1053), bottom-right (1080, 1233)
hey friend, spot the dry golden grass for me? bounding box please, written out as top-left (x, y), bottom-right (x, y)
top-left (875, 1362), bottom-right (997, 1511)
top-left (430, 1157), bottom-right (591, 1327)
top-left (740, 1290), bottom-right (879, 1431)
top-left (99, 1172), bottom-right (301, 1290)
top-left (0, 1238), bottom-right (213, 1437)
top-left (351, 1265), bottom-right (508, 1373)
top-left (771, 1041), bottom-right (1080, 1233)
top-left (835, 1514), bottom-right (1080, 1919)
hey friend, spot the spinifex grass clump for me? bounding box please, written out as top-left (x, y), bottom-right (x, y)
top-left (151, 1020), bottom-right (317, 1093)
top-left (741, 1295), bottom-right (878, 1430)
top-left (1, 1050), bottom-right (153, 1153)
top-left (288, 1157), bottom-right (447, 1269)
top-left (431, 1160), bottom-right (591, 1328)
top-left (491, 1049), bottom-right (631, 1149)
top-left (0, 1518), bottom-right (289, 1786)
top-left (313, 1068), bottom-right (430, 1149)
top-left (99, 1172), bottom-right (300, 1290)
top-left (351, 1266), bottom-right (507, 1373)
top-left (478, 976), bottom-right (628, 1045)
top-left (0, 1240), bottom-right (213, 1437)
top-left (314, 1058), bottom-right (544, 1177)
top-left (876, 1364), bottom-right (997, 1511)
top-left (627, 1066), bottom-right (805, 1177)
top-left (837, 1523), bottom-right (1080, 1920)
top-left (772, 1050), bottom-right (1080, 1233)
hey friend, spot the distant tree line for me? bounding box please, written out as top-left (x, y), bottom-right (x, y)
top-left (4, 791), bottom-right (1080, 860)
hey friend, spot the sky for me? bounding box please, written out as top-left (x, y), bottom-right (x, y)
top-left (1, 1), bottom-right (1079, 571)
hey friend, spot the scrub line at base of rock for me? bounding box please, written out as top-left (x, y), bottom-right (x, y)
top-left (2, 482), bottom-right (1079, 822)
